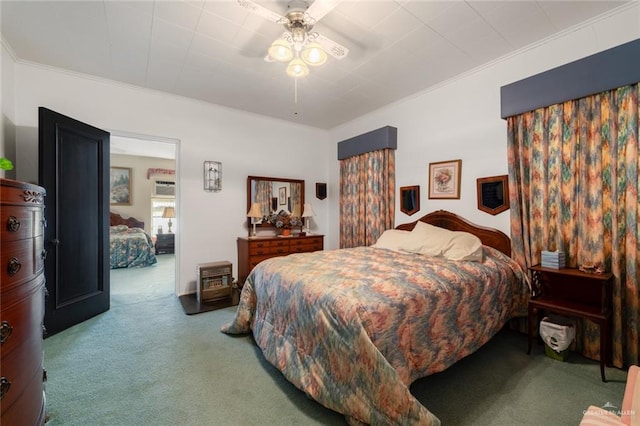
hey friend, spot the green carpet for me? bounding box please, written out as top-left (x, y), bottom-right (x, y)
top-left (43, 254), bottom-right (627, 425)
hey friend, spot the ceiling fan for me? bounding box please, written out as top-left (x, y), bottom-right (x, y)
top-left (237, 0), bottom-right (349, 78)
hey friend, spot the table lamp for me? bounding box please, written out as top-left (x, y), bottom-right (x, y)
top-left (301, 203), bottom-right (316, 234)
top-left (162, 207), bottom-right (176, 233)
top-left (247, 203), bottom-right (263, 237)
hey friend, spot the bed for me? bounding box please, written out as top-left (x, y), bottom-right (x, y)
top-left (109, 212), bottom-right (157, 269)
top-left (221, 210), bottom-right (530, 425)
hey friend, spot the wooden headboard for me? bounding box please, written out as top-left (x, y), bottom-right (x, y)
top-left (110, 212), bottom-right (144, 229)
top-left (395, 210), bottom-right (511, 257)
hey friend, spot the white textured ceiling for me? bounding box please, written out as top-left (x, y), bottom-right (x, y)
top-left (0, 0), bottom-right (631, 129)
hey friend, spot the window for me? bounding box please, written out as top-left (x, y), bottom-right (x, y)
top-left (151, 198), bottom-right (176, 235)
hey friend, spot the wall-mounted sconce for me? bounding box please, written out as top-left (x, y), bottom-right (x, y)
top-left (204, 161), bottom-right (222, 192)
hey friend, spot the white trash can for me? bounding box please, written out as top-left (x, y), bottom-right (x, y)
top-left (540, 315), bottom-right (575, 361)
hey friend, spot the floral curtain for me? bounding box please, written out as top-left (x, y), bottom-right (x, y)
top-left (507, 83), bottom-right (639, 367)
top-left (339, 149), bottom-right (395, 248)
top-left (255, 180), bottom-right (272, 218)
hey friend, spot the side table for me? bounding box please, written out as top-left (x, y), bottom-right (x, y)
top-left (155, 233), bottom-right (175, 254)
top-left (527, 264), bottom-right (613, 382)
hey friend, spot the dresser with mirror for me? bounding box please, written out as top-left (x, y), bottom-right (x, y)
top-left (238, 176), bottom-right (323, 287)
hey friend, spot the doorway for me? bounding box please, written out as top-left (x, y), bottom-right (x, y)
top-left (109, 132), bottom-right (179, 296)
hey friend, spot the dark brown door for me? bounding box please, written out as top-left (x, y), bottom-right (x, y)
top-left (39, 107), bottom-right (110, 337)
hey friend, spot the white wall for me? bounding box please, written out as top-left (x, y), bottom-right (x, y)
top-left (1, 42), bottom-right (16, 180)
top-left (326, 3), bottom-right (640, 250)
top-left (12, 64), bottom-right (330, 295)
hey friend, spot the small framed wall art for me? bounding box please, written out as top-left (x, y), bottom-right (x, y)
top-left (400, 185), bottom-right (420, 215)
top-left (110, 167), bottom-right (132, 205)
top-left (477, 174), bottom-right (509, 215)
top-left (428, 159), bottom-right (461, 199)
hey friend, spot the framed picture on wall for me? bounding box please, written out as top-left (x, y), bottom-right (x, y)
top-left (110, 167), bottom-right (132, 205)
top-left (428, 159), bottom-right (461, 199)
top-left (279, 187), bottom-right (287, 205)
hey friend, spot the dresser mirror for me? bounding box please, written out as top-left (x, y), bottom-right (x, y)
top-left (247, 176), bottom-right (305, 229)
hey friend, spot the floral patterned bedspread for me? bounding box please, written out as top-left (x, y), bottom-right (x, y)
top-left (221, 246), bottom-right (529, 425)
top-left (109, 225), bottom-right (158, 269)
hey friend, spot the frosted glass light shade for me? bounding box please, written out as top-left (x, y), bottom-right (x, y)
top-left (268, 39), bottom-right (293, 62)
top-left (286, 58), bottom-right (309, 78)
top-left (301, 43), bottom-right (327, 66)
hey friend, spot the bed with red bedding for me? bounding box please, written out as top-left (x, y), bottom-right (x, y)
top-left (222, 210), bottom-right (530, 425)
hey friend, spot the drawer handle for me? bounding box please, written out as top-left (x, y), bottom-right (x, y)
top-left (7, 257), bottom-right (21, 276)
top-left (6, 216), bottom-right (20, 232)
top-left (0, 321), bottom-right (12, 344)
top-left (0, 377), bottom-right (10, 400)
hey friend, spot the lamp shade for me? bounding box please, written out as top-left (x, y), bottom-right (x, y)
top-left (301, 43), bottom-right (327, 66)
top-left (162, 207), bottom-right (175, 218)
top-left (268, 39), bottom-right (293, 62)
top-left (247, 203), bottom-right (263, 218)
top-left (302, 203), bottom-right (316, 218)
top-left (286, 58), bottom-right (309, 78)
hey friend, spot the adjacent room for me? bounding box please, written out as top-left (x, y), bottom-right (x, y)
top-left (1, 1), bottom-right (638, 425)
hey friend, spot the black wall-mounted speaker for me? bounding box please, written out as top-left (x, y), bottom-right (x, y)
top-left (316, 183), bottom-right (327, 200)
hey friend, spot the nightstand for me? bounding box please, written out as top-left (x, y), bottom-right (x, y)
top-left (155, 233), bottom-right (175, 254)
top-left (527, 264), bottom-right (613, 381)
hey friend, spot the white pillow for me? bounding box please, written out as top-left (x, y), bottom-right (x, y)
top-left (409, 222), bottom-right (452, 256)
top-left (442, 232), bottom-right (483, 261)
top-left (410, 221), bottom-right (483, 261)
top-left (371, 229), bottom-right (424, 252)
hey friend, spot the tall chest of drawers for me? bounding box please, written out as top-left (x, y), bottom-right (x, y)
top-left (237, 235), bottom-right (324, 287)
top-left (0, 178), bottom-right (46, 426)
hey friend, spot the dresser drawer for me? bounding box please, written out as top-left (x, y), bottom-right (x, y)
top-left (0, 322), bottom-right (44, 416)
top-left (1, 207), bottom-right (44, 243)
top-left (0, 275), bottom-right (45, 358)
top-left (290, 237), bottom-right (323, 253)
top-left (0, 371), bottom-right (45, 426)
top-left (249, 239), bottom-right (289, 249)
top-left (249, 254), bottom-right (281, 269)
top-left (290, 242), bottom-right (322, 253)
top-left (0, 351), bottom-right (44, 423)
top-left (249, 244), bottom-right (289, 256)
top-left (1, 237), bottom-right (45, 289)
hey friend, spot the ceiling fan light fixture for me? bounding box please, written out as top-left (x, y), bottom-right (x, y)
top-left (286, 57), bottom-right (310, 78)
top-left (268, 39), bottom-right (293, 62)
top-left (301, 43), bottom-right (327, 66)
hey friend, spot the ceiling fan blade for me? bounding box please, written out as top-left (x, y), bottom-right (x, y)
top-left (237, 0), bottom-right (288, 24)
top-left (305, 0), bottom-right (341, 24)
top-left (315, 33), bottom-right (349, 59)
